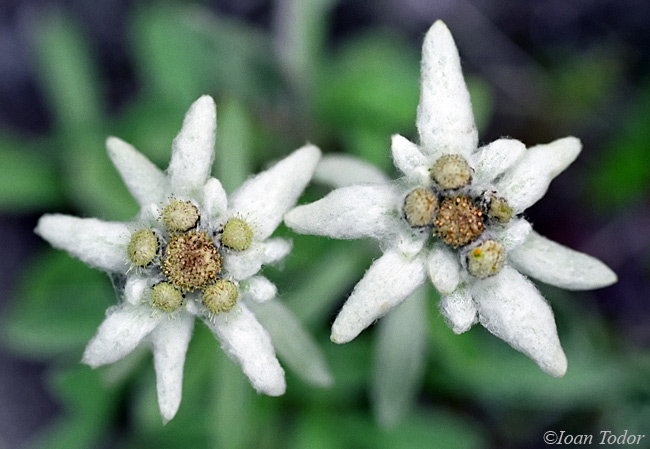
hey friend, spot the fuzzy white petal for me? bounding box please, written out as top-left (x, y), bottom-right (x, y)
top-left (427, 244), bottom-right (461, 295)
top-left (202, 177), bottom-right (228, 221)
top-left (223, 238), bottom-right (290, 281)
top-left (35, 214), bottom-right (130, 273)
top-left (508, 231), bottom-right (617, 290)
top-left (229, 144), bottom-right (321, 240)
top-left (417, 21), bottom-right (477, 161)
top-left (285, 184), bottom-right (398, 242)
top-left (223, 242), bottom-right (265, 281)
top-left (151, 313), bottom-right (194, 424)
top-left (471, 266), bottom-right (567, 377)
top-left (390, 134), bottom-right (428, 177)
top-left (496, 136), bottom-right (581, 212)
top-left (260, 237), bottom-right (293, 265)
top-left (168, 95), bottom-right (217, 198)
top-left (250, 300), bottom-right (333, 387)
top-left (472, 138), bottom-right (526, 184)
top-left (124, 276), bottom-right (151, 306)
top-left (241, 276), bottom-right (277, 303)
top-left (204, 303), bottom-right (286, 396)
top-left (439, 286), bottom-right (478, 334)
top-left (313, 154), bottom-right (389, 188)
top-left (331, 250), bottom-right (427, 343)
top-left (106, 137), bottom-right (169, 206)
top-left (82, 304), bottom-right (162, 367)
top-left (396, 229), bottom-right (428, 258)
top-left (496, 218), bottom-right (533, 250)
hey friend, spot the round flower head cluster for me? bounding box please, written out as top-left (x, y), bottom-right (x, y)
top-left (285, 21), bottom-right (617, 378)
top-left (35, 96), bottom-right (324, 423)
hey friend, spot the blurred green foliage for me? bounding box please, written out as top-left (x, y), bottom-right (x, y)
top-left (0, 2), bottom-right (646, 449)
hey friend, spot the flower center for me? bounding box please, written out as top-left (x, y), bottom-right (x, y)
top-left (161, 200), bottom-right (200, 232)
top-left (484, 194), bottom-right (513, 224)
top-left (221, 217), bottom-right (253, 251)
top-left (430, 155), bottom-right (472, 190)
top-left (127, 229), bottom-right (159, 267)
top-left (203, 279), bottom-right (239, 315)
top-left (434, 195), bottom-right (484, 247)
top-left (151, 282), bottom-right (184, 313)
top-left (467, 239), bottom-right (505, 278)
top-left (163, 231), bottom-right (222, 291)
top-left (403, 187), bottom-right (438, 227)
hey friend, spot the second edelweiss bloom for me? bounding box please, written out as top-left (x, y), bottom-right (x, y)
top-left (36, 95), bottom-right (321, 423)
top-left (285, 21), bottom-right (617, 377)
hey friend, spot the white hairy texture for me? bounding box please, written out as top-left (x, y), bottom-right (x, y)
top-left (250, 299), bottom-right (333, 388)
top-left (35, 214), bottom-right (131, 273)
top-left (204, 303), bottom-right (286, 396)
top-left (313, 154), bottom-right (389, 188)
top-left (508, 231), bottom-right (618, 290)
top-left (496, 218), bottom-right (533, 250)
top-left (331, 249), bottom-right (427, 343)
top-left (285, 184), bottom-right (399, 241)
top-left (106, 137), bottom-right (169, 206)
top-left (124, 276), bottom-right (151, 306)
top-left (471, 266), bottom-right (567, 377)
top-left (202, 177), bottom-right (228, 221)
top-left (82, 304), bottom-right (162, 367)
top-left (439, 286), bottom-right (478, 334)
top-left (242, 276), bottom-right (278, 303)
top-left (472, 138), bottom-right (526, 184)
top-left (223, 238), bottom-right (291, 281)
top-left (417, 21), bottom-right (477, 161)
top-left (151, 313), bottom-right (194, 424)
top-left (168, 95), bottom-right (217, 199)
top-left (229, 145), bottom-right (321, 240)
top-left (426, 244), bottom-right (461, 295)
top-left (390, 134), bottom-right (428, 177)
top-left (496, 136), bottom-right (581, 213)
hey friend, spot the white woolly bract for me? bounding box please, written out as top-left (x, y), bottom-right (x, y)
top-left (204, 303), bottom-right (286, 396)
top-left (106, 136), bottom-right (169, 206)
top-left (168, 95), bottom-right (217, 199)
top-left (471, 266), bottom-right (568, 377)
top-left (417, 21), bottom-right (477, 161)
top-left (496, 136), bottom-right (581, 213)
top-left (229, 144), bottom-right (321, 241)
top-left (508, 231), bottom-right (618, 290)
top-left (151, 313), bottom-right (194, 424)
top-left (82, 303), bottom-right (162, 367)
top-left (285, 183), bottom-right (399, 242)
top-left (331, 249), bottom-right (427, 343)
top-left (439, 286), bottom-right (478, 334)
top-left (426, 244), bottom-right (461, 295)
top-left (35, 215), bottom-right (131, 274)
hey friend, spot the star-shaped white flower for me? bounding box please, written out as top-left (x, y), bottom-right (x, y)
top-left (36, 95), bottom-right (321, 423)
top-left (285, 21), bottom-right (616, 377)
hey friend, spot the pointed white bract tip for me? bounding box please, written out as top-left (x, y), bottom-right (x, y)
top-left (545, 351), bottom-right (568, 378)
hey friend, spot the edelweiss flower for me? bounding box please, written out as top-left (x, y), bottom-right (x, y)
top-left (36, 95), bottom-right (321, 423)
top-left (285, 21), bottom-right (617, 377)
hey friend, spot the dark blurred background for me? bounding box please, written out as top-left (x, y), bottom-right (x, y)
top-left (1, 1), bottom-right (649, 448)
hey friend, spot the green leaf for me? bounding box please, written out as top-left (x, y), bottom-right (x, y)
top-left (315, 32), bottom-right (420, 135)
top-left (214, 98), bottom-right (253, 193)
top-left (31, 11), bottom-right (102, 131)
top-left (250, 299), bottom-right (333, 388)
top-left (3, 250), bottom-right (114, 358)
top-left (371, 287), bottom-right (428, 428)
top-left (27, 365), bottom-right (117, 449)
top-left (0, 138), bottom-right (64, 211)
